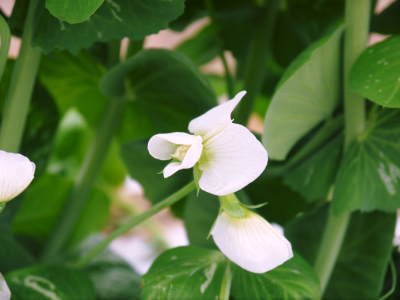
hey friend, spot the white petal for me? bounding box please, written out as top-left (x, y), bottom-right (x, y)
top-left (0, 150), bottom-right (35, 203)
top-left (211, 211), bottom-right (293, 273)
top-left (0, 273), bottom-right (10, 300)
top-left (162, 137), bottom-right (203, 178)
top-left (199, 123), bottom-right (267, 195)
top-left (188, 91), bottom-right (246, 139)
top-left (148, 132), bottom-right (199, 160)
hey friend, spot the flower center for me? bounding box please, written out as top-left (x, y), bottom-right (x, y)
top-left (171, 145), bottom-right (190, 161)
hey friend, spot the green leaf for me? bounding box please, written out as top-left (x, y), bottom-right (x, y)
top-left (231, 255), bottom-right (320, 300)
top-left (333, 109), bottom-right (400, 213)
top-left (34, 0), bottom-right (185, 52)
top-left (5, 265), bottom-right (96, 300)
top-left (350, 35), bottom-right (400, 108)
top-left (142, 246), bottom-right (227, 300)
top-left (46, 0), bottom-right (104, 24)
top-left (263, 24), bottom-right (343, 160)
top-left (286, 205), bottom-right (396, 299)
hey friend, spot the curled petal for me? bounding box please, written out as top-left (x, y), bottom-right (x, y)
top-left (0, 273), bottom-right (10, 300)
top-left (199, 123), bottom-right (267, 196)
top-left (0, 150), bottom-right (35, 203)
top-left (163, 138), bottom-right (203, 178)
top-left (148, 132), bottom-right (200, 160)
top-left (211, 211), bottom-right (293, 273)
top-left (188, 91), bottom-right (246, 139)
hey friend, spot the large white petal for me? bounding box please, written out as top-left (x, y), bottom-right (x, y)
top-left (148, 132), bottom-right (199, 160)
top-left (0, 273), bottom-right (10, 300)
top-left (188, 91), bottom-right (246, 139)
top-left (163, 137), bottom-right (203, 178)
top-left (199, 123), bottom-right (267, 196)
top-left (211, 211), bottom-right (293, 273)
top-left (0, 150), bottom-right (35, 203)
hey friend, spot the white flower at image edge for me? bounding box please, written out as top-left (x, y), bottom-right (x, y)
top-left (211, 209), bottom-right (293, 273)
top-left (0, 150), bottom-right (35, 203)
top-left (147, 91), bottom-right (268, 196)
top-left (0, 273), bottom-right (11, 300)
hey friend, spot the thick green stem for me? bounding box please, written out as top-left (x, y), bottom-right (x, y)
top-left (74, 181), bottom-right (196, 267)
top-left (0, 15), bottom-right (11, 82)
top-left (0, 0), bottom-right (41, 152)
top-left (42, 96), bottom-right (127, 261)
top-left (219, 263), bottom-right (232, 300)
top-left (235, 0), bottom-right (279, 125)
top-left (314, 0), bottom-right (370, 294)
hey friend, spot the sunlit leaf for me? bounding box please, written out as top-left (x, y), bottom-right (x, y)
top-left (46, 0), bottom-right (104, 24)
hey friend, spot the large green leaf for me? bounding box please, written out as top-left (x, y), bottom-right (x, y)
top-left (143, 246), bottom-right (320, 300)
top-left (333, 109), bottom-right (400, 213)
top-left (350, 35), bottom-right (400, 108)
top-left (34, 0), bottom-right (185, 52)
top-left (142, 246), bottom-right (227, 300)
top-left (231, 255), bottom-right (320, 300)
top-left (5, 265), bottom-right (96, 300)
top-left (286, 205), bottom-right (396, 299)
top-left (46, 0), bottom-right (104, 24)
top-left (263, 24), bottom-right (343, 160)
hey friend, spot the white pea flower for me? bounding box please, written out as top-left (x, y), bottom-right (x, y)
top-left (0, 150), bottom-right (35, 203)
top-left (0, 273), bottom-right (10, 300)
top-left (147, 91), bottom-right (268, 196)
top-left (211, 195), bottom-right (293, 273)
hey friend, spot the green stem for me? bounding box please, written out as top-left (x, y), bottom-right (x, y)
top-left (219, 51), bottom-right (235, 98)
top-left (219, 263), bottom-right (232, 300)
top-left (0, 0), bottom-right (41, 152)
top-left (0, 15), bottom-right (11, 82)
top-left (314, 0), bottom-right (370, 294)
top-left (74, 181), bottom-right (196, 267)
top-left (42, 96), bottom-right (127, 261)
top-left (236, 0), bottom-right (279, 125)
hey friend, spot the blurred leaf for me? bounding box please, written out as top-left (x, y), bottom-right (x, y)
top-left (5, 265), bottom-right (95, 300)
top-left (263, 24), bottom-right (343, 160)
top-left (13, 174), bottom-right (111, 247)
top-left (333, 109), bottom-right (400, 213)
top-left (46, 0), bottom-right (104, 24)
top-left (176, 24), bottom-right (219, 66)
top-left (143, 246), bottom-right (227, 299)
top-left (184, 191), bottom-right (219, 248)
top-left (34, 0), bottom-right (185, 52)
top-left (231, 254), bottom-right (320, 300)
top-left (371, 1), bottom-right (400, 35)
top-left (286, 205), bottom-right (396, 299)
top-left (121, 140), bottom-right (189, 203)
top-left (350, 36), bottom-right (400, 108)
top-left (0, 224), bottom-right (34, 273)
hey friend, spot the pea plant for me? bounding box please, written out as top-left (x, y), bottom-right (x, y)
top-left (0, 0), bottom-right (399, 299)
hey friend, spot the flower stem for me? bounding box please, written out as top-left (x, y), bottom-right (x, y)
top-left (74, 181), bottom-right (196, 267)
top-left (314, 0), bottom-right (370, 293)
top-left (0, 0), bottom-right (41, 152)
top-left (0, 15), bottom-right (11, 82)
top-left (41, 96), bottom-right (127, 261)
top-left (219, 263), bottom-right (232, 300)
top-left (235, 0), bottom-right (279, 125)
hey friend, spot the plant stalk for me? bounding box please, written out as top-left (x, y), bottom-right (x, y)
top-left (0, 15), bottom-right (11, 83)
top-left (74, 181), bottom-right (196, 267)
top-left (219, 263), bottom-right (232, 300)
top-left (0, 0), bottom-right (41, 152)
top-left (314, 0), bottom-right (370, 294)
top-left (42, 96), bottom-right (127, 261)
top-left (235, 0), bottom-right (279, 125)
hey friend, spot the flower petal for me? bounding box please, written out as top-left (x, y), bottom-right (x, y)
top-left (0, 150), bottom-right (35, 203)
top-left (163, 137), bottom-right (203, 178)
top-left (199, 123), bottom-right (267, 195)
top-left (148, 132), bottom-right (199, 160)
top-left (0, 273), bottom-right (10, 300)
top-left (188, 91), bottom-right (246, 139)
top-left (211, 211), bottom-right (293, 273)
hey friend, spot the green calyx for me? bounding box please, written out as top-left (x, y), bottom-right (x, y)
top-left (218, 194), bottom-right (249, 218)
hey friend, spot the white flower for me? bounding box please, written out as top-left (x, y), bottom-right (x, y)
top-left (147, 91), bottom-right (268, 196)
top-left (211, 209), bottom-right (293, 273)
top-left (0, 150), bottom-right (35, 203)
top-left (0, 273), bottom-right (10, 300)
